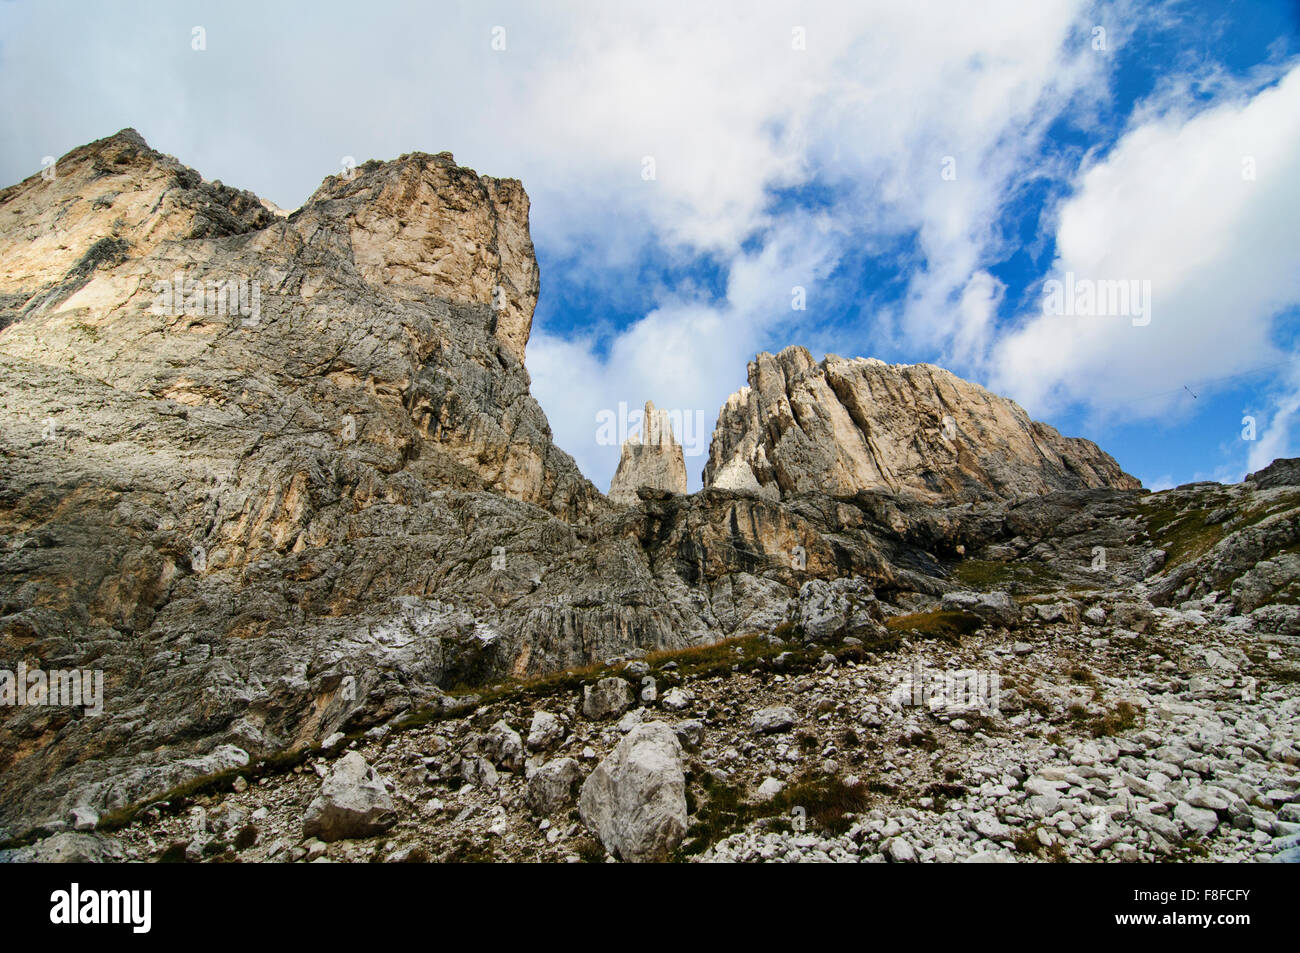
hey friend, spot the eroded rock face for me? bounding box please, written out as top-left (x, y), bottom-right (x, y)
top-left (1246, 458), bottom-right (1300, 490)
top-left (608, 401), bottom-right (688, 505)
top-left (703, 347), bottom-right (1141, 503)
top-left (0, 130), bottom-right (610, 836)
top-left (1, 128), bottom-right (1294, 854)
top-left (292, 150), bottom-right (538, 365)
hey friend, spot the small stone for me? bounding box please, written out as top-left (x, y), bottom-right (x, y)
top-left (673, 720), bottom-right (705, 751)
top-left (1175, 801), bottom-right (1218, 836)
top-left (527, 711), bottom-right (565, 751)
top-left (616, 708), bottom-right (645, 733)
top-left (752, 706), bottom-right (798, 734)
top-left (755, 777), bottom-right (786, 801)
top-left (661, 687), bottom-right (693, 711)
top-left (1184, 787), bottom-right (1229, 812)
top-left (884, 838), bottom-right (917, 863)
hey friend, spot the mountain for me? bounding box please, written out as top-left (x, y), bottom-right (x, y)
top-left (704, 347), bottom-right (1140, 502)
top-left (608, 401), bottom-right (689, 504)
top-left (0, 131), bottom-right (1296, 863)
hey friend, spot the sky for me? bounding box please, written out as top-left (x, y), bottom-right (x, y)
top-left (2, 0), bottom-right (1298, 493)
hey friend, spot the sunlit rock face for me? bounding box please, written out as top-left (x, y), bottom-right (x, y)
top-left (608, 401), bottom-right (689, 505)
top-left (7, 130), bottom-right (1281, 854)
top-left (703, 346), bottom-right (1141, 503)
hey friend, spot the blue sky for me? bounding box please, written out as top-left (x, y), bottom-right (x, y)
top-left (2, 0), bottom-right (1298, 491)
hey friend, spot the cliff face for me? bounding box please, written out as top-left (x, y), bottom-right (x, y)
top-left (703, 347), bottom-right (1141, 502)
top-left (0, 130), bottom-right (590, 519)
top-left (607, 401), bottom-right (689, 505)
top-left (0, 130), bottom-right (616, 833)
top-left (8, 131), bottom-right (1287, 850)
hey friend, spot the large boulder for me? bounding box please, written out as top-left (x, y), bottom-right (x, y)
top-left (302, 753), bottom-right (397, 842)
top-left (796, 578), bottom-right (885, 642)
top-left (940, 590), bottom-right (1020, 628)
top-left (525, 758), bottom-right (584, 816)
top-left (578, 722), bottom-right (687, 862)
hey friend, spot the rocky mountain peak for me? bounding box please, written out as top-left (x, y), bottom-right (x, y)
top-left (0, 128), bottom-right (274, 325)
top-left (704, 345), bottom-right (1141, 503)
top-left (2, 132), bottom-right (1296, 868)
top-left (291, 147), bottom-right (538, 364)
top-left (608, 400), bottom-right (689, 504)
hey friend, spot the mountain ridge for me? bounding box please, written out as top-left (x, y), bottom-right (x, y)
top-left (0, 131), bottom-right (1295, 860)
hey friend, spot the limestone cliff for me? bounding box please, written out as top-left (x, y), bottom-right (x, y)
top-left (0, 130), bottom-right (1264, 847)
top-left (703, 347), bottom-right (1141, 503)
top-left (0, 130), bottom-right (616, 833)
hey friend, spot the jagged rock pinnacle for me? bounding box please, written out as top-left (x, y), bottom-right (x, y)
top-left (608, 400), bottom-right (689, 504)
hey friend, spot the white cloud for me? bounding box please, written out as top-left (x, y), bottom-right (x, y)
top-left (531, 212), bottom-right (840, 487)
top-left (516, 0), bottom-right (1114, 489)
top-left (992, 62), bottom-right (1300, 425)
top-left (19, 0), bottom-right (1265, 491)
top-left (1247, 362), bottom-right (1300, 473)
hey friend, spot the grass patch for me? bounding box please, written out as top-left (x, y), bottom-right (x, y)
top-left (675, 772), bottom-right (873, 858)
top-left (922, 781), bottom-right (966, 811)
top-left (1258, 662), bottom-right (1300, 686)
top-left (1011, 825), bottom-right (1069, 862)
top-left (775, 775), bottom-right (872, 835)
top-left (1087, 700), bottom-right (1142, 738)
top-left (442, 837), bottom-right (496, 863)
top-left (1138, 501), bottom-right (1225, 569)
top-left (951, 558), bottom-right (1061, 592)
top-left (1067, 665), bottom-right (1097, 685)
top-left (885, 609), bottom-right (984, 644)
top-left (898, 728), bottom-right (940, 752)
top-left (1236, 491), bottom-right (1300, 532)
top-left (572, 836), bottom-right (607, 863)
top-left (643, 634), bottom-right (785, 678)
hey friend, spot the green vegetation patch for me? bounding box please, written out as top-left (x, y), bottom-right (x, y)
top-left (884, 609), bottom-right (984, 643)
top-left (675, 772), bottom-right (872, 859)
top-left (1137, 501), bottom-right (1224, 569)
top-left (951, 558), bottom-right (1062, 593)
